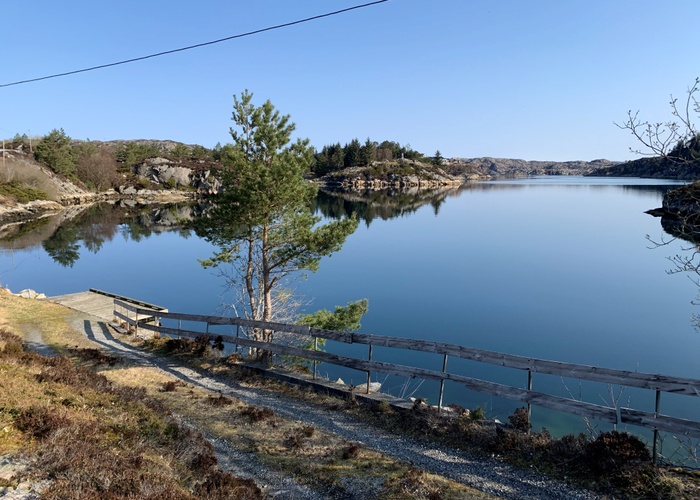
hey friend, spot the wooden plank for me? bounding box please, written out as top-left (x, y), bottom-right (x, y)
top-left (91, 288), bottom-right (167, 311)
top-left (620, 408), bottom-right (700, 438)
top-left (130, 308), bottom-right (700, 397)
top-left (309, 327), bottom-right (353, 343)
top-left (114, 310), bottom-right (135, 326)
top-left (349, 333), bottom-right (700, 397)
top-left (124, 308), bottom-right (700, 397)
top-left (124, 310), bottom-right (695, 428)
top-left (113, 299), bottom-right (161, 315)
top-left (51, 291), bottom-right (116, 322)
top-left (145, 323), bottom-right (617, 423)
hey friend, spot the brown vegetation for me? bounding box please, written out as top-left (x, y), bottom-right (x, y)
top-left (0, 328), bottom-right (262, 499)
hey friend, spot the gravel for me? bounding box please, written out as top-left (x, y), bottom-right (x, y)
top-left (67, 315), bottom-right (603, 499)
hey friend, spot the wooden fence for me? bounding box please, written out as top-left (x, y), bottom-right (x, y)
top-left (113, 300), bottom-right (700, 463)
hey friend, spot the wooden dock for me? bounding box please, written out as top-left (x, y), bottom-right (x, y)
top-left (49, 288), bottom-right (167, 323)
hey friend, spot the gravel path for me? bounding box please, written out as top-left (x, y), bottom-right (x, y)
top-left (72, 316), bottom-right (601, 500)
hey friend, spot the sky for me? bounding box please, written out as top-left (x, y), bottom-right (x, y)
top-left (1, 0), bottom-right (698, 162)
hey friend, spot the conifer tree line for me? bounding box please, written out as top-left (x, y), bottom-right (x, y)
top-left (7, 128), bottom-right (429, 191)
top-left (312, 139), bottom-right (425, 177)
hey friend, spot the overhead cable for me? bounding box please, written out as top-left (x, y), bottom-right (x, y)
top-left (0, 0), bottom-right (388, 88)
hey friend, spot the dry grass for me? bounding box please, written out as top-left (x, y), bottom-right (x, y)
top-left (0, 328), bottom-right (262, 499)
top-left (0, 288), bottom-right (95, 351)
top-left (103, 362), bottom-right (484, 499)
top-left (1, 156), bottom-right (62, 201)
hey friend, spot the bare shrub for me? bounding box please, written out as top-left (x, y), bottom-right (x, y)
top-left (206, 394), bottom-right (235, 406)
top-left (240, 406), bottom-right (275, 424)
top-left (162, 380), bottom-right (179, 392)
top-left (285, 431), bottom-right (305, 451)
top-left (387, 465), bottom-right (441, 499)
top-left (194, 469), bottom-right (263, 500)
top-left (0, 334), bottom-right (26, 358)
top-left (14, 405), bottom-right (72, 439)
top-left (341, 442), bottom-right (362, 459)
top-left (37, 355), bottom-right (113, 392)
top-left (75, 145), bottom-right (119, 191)
top-left (164, 337), bottom-right (196, 353)
top-left (583, 431), bottom-right (651, 475)
top-left (508, 406), bottom-right (531, 432)
top-left (68, 347), bottom-right (119, 366)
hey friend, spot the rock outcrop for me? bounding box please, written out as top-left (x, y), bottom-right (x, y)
top-left (588, 156), bottom-right (700, 180)
top-left (318, 159), bottom-right (486, 190)
top-left (133, 157), bottom-right (222, 194)
top-left (660, 182), bottom-right (700, 215)
top-left (0, 199), bottom-right (65, 224)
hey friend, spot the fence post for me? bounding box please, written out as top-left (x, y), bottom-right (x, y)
top-left (438, 354), bottom-right (448, 413)
top-left (366, 344), bottom-right (373, 394)
top-left (235, 324), bottom-right (240, 354)
top-left (313, 337), bottom-right (318, 381)
top-left (134, 308), bottom-right (139, 337)
top-left (527, 369), bottom-right (533, 434)
top-left (653, 389), bottom-right (661, 464)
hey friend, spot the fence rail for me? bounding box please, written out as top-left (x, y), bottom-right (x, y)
top-left (113, 299), bottom-right (700, 462)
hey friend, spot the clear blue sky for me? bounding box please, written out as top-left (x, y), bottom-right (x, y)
top-left (1, 0), bottom-right (698, 161)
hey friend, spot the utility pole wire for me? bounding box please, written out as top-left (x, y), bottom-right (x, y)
top-left (0, 0), bottom-right (389, 89)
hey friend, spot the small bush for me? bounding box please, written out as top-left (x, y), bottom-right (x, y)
top-left (240, 406), bottom-right (275, 424)
top-left (341, 442), bottom-right (362, 459)
top-left (0, 336), bottom-right (26, 357)
top-left (206, 394), bottom-right (235, 406)
top-left (583, 431), bottom-right (651, 475)
top-left (163, 337), bottom-right (195, 353)
top-left (194, 470), bottom-right (263, 500)
top-left (285, 431), bottom-right (305, 450)
top-left (508, 407), bottom-right (531, 432)
top-left (0, 179), bottom-right (49, 203)
top-left (69, 347), bottom-right (119, 366)
top-left (14, 405), bottom-right (72, 439)
top-left (469, 406), bottom-right (485, 421)
top-left (162, 380), bottom-right (179, 392)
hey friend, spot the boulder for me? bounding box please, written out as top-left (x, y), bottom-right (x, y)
top-left (15, 289), bottom-right (46, 299)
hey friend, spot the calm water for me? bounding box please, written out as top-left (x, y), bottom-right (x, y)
top-left (2, 177), bottom-right (698, 440)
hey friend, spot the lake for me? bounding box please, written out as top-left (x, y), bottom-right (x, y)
top-left (2, 176), bottom-right (698, 444)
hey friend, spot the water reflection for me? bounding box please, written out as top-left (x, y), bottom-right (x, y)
top-left (313, 186), bottom-right (463, 224)
top-left (314, 178), bottom-right (684, 224)
top-left (0, 202), bottom-right (209, 267)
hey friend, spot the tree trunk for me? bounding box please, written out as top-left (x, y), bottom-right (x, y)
top-left (260, 223), bottom-right (273, 364)
top-left (245, 229), bottom-right (260, 344)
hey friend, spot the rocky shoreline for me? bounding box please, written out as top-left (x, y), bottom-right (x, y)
top-left (0, 188), bottom-right (197, 226)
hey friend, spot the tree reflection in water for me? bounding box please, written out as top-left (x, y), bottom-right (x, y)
top-left (0, 202), bottom-right (208, 267)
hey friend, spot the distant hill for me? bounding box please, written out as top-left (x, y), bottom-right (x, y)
top-left (455, 157), bottom-right (618, 177)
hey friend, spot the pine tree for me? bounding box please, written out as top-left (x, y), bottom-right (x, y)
top-left (34, 128), bottom-right (76, 177)
top-left (196, 91), bottom-right (360, 345)
top-left (344, 138), bottom-right (362, 169)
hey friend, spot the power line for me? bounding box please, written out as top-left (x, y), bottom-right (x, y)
top-left (0, 0), bottom-right (389, 89)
